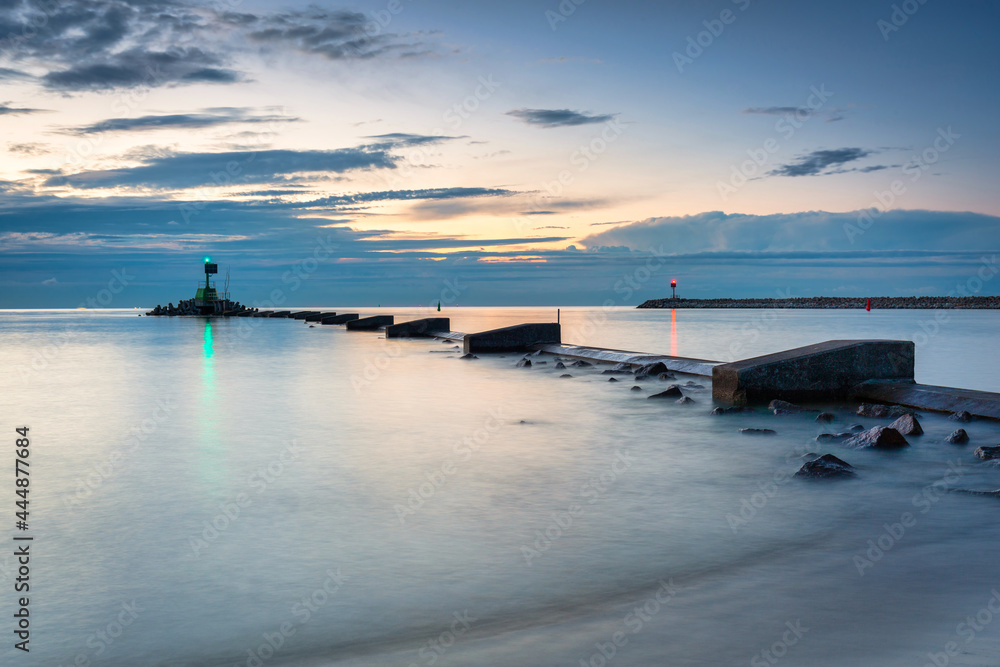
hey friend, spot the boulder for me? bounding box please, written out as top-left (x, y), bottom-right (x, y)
top-left (815, 412), bottom-right (836, 423)
top-left (888, 413), bottom-right (923, 436)
top-left (945, 429), bottom-right (969, 445)
top-left (559, 374), bottom-right (573, 378)
top-left (974, 446), bottom-right (1000, 461)
top-left (769, 399), bottom-right (817, 415)
top-left (570, 360), bottom-right (593, 368)
top-left (856, 403), bottom-right (914, 419)
top-left (649, 386), bottom-right (683, 399)
top-left (516, 358), bottom-right (532, 368)
top-left (711, 406), bottom-right (750, 415)
top-left (554, 361), bottom-right (566, 369)
top-left (630, 386), bottom-right (642, 392)
top-left (795, 454), bottom-right (856, 479)
top-left (816, 432), bottom-right (854, 442)
top-left (739, 428), bottom-right (776, 436)
top-left (460, 353), bottom-right (478, 360)
top-left (657, 372), bottom-right (677, 380)
top-left (636, 361), bottom-right (668, 377)
top-left (608, 377), bottom-right (618, 383)
top-left (949, 411), bottom-right (973, 422)
top-left (676, 396), bottom-right (696, 404)
top-left (844, 426), bottom-right (909, 450)
top-left (611, 362), bottom-right (633, 372)
top-left (602, 369), bottom-right (632, 375)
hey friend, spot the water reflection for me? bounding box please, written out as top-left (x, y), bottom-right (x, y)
top-left (670, 308), bottom-right (677, 357)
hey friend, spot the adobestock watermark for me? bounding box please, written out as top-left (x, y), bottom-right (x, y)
top-left (844, 126), bottom-right (959, 244)
top-left (233, 567), bottom-right (349, 667)
top-left (750, 619), bottom-right (809, 666)
top-left (853, 459), bottom-right (965, 576)
top-left (545, 0), bottom-right (588, 31)
top-left (395, 408), bottom-right (505, 524)
top-left (520, 449), bottom-right (635, 566)
top-left (62, 397), bottom-right (177, 510)
top-left (672, 0), bottom-right (753, 74)
top-left (577, 579), bottom-right (678, 667)
top-left (53, 600), bottom-right (144, 667)
top-left (188, 440), bottom-right (302, 558)
top-left (723, 287), bottom-right (795, 361)
top-left (407, 610), bottom-right (477, 667)
top-left (717, 85), bottom-right (833, 201)
top-left (921, 589), bottom-right (1000, 667)
top-left (877, 0), bottom-right (932, 41)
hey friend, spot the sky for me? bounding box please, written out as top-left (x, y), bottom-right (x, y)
top-left (1, 0), bottom-right (998, 307)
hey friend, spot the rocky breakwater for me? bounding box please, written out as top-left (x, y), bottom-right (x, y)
top-left (145, 300), bottom-right (256, 316)
top-left (637, 296), bottom-right (1000, 309)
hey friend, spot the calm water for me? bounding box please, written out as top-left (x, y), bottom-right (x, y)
top-left (1, 307), bottom-right (999, 666)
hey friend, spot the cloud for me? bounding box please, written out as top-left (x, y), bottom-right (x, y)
top-left (521, 211), bottom-right (556, 215)
top-left (580, 210), bottom-right (1000, 256)
top-left (364, 133), bottom-right (459, 147)
top-left (768, 148), bottom-right (876, 177)
top-left (0, 68), bottom-right (31, 80)
top-left (41, 47), bottom-right (242, 90)
top-left (44, 148), bottom-right (399, 190)
top-left (58, 109), bottom-right (299, 135)
top-left (0, 103), bottom-right (47, 116)
top-left (742, 106), bottom-right (847, 123)
top-left (7, 143), bottom-right (52, 156)
top-left (295, 187), bottom-right (516, 208)
top-left (506, 108), bottom-right (616, 128)
top-left (41, 277), bottom-right (57, 285)
top-left (241, 7), bottom-right (438, 60)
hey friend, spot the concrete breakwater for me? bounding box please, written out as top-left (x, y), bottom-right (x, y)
top-left (637, 296), bottom-right (1000, 309)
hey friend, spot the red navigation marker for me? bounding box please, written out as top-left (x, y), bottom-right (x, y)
top-left (866, 298), bottom-right (871, 312)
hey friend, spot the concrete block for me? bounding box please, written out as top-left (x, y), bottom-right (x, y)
top-left (321, 313), bottom-right (359, 325)
top-left (386, 318), bottom-right (450, 338)
top-left (347, 315), bottom-right (395, 330)
top-left (463, 323), bottom-right (560, 354)
top-left (713, 339), bottom-right (914, 404)
top-left (304, 312), bottom-right (334, 322)
top-left (852, 380), bottom-right (1000, 421)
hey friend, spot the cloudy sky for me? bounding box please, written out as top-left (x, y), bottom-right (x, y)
top-left (1, 0), bottom-right (998, 307)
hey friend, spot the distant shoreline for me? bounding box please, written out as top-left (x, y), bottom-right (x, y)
top-left (636, 296), bottom-right (1000, 309)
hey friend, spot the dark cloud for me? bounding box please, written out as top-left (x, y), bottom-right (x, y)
top-left (742, 106), bottom-right (847, 123)
top-left (0, 103), bottom-right (47, 116)
top-left (41, 47), bottom-right (241, 90)
top-left (44, 148), bottom-right (399, 190)
top-left (364, 133), bottom-right (459, 147)
top-left (7, 142), bottom-right (51, 156)
top-left (59, 109), bottom-right (298, 135)
top-left (768, 148), bottom-right (874, 177)
top-left (521, 211), bottom-right (556, 215)
top-left (295, 187), bottom-right (516, 208)
top-left (0, 67), bottom-right (31, 80)
top-left (506, 108), bottom-right (616, 128)
top-left (241, 7), bottom-right (437, 60)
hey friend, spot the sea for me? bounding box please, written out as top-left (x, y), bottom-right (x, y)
top-left (1, 307), bottom-right (998, 667)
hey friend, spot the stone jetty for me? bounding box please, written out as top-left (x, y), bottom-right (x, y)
top-left (637, 296), bottom-right (1000, 309)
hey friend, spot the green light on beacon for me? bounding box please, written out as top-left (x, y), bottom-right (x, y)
top-left (204, 257), bottom-right (211, 263)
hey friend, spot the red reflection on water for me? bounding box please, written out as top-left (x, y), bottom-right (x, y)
top-left (671, 309), bottom-right (677, 357)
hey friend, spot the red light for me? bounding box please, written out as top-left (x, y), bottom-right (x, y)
top-left (671, 279), bottom-right (677, 286)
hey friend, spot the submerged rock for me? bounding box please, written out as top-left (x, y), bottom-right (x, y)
top-left (711, 406), bottom-right (749, 415)
top-left (460, 353), bottom-right (478, 360)
top-left (769, 399), bottom-right (807, 413)
top-left (945, 429), bottom-right (969, 445)
top-left (815, 412), bottom-right (836, 423)
top-left (559, 374), bottom-right (573, 378)
top-left (602, 369), bottom-right (632, 375)
top-left (949, 410), bottom-right (974, 422)
top-left (636, 361), bottom-right (668, 377)
top-left (516, 358), bottom-right (532, 368)
top-left (843, 426), bottom-right (909, 450)
top-left (815, 432), bottom-right (854, 442)
top-left (657, 372), bottom-right (677, 380)
top-left (554, 361), bottom-right (566, 369)
top-left (974, 446), bottom-right (1000, 461)
top-left (630, 386), bottom-right (642, 392)
top-left (611, 362), bottom-right (633, 372)
top-left (570, 360), bottom-right (593, 368)
top-left (856, 403), bottom-right (913, 419)
top-left (739, 428), bottom-right (776, 436)
top-left (795, 454), bottom-right (856, 479)
top-left (608, 377), bottom-right (619, 383)
top-left (649, 385), bottom-right (684, 399)
top-left (888, 413), bottom-right (923, 436)
top-left (676, 396), bottom-right (696, 404)
top-left (848, 424), bottom-right (865, 432)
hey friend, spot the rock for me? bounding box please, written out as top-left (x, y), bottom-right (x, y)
top-left (460, 353), bottom-right (478, 360)
top-left (516, 359), bottom-right (532, 368)
top-left (554, 361), bottom-right (566, 369)
top-left (559, 374), bottom-right (573, 378)
top-left (843, 426), bottom-right (909, 450)
top-left (795, 454), bottom-right (855, 479)
top-left (949, 411), bottom-right (973, 422)
top-left (769, 399), bottom-right (815, 414)
top-left (815, 412), bottom-right (836, 423)
top-left (611, 362), bottom-right (633, 372)
top-left (636, 361), bottom-right (668, 377)
top-left (711, 406), bottom-right (749, 415)
top-left (649, 386), bottom-right (683, 399)
top-left (631, 386), bottom-right (642, 392)
top-left (739, 428), bottom-right (776, 435)
top-left (945, 429), bottom-right (969, 444)
top-left (535, 361), bottom-right (547, 365)
top-left (608, 377), bottom-right (618, 383)
top-left (602, 369), bottom-right (632, 375)
top-left (856, 403), bottom-right (914, 419)
top-left (684, 382), bottom-right (706, 390)
top-left (676, 396), bottom-right (695, 404)
top-left (888, 413), bottom-right (923, 436)
top-left (657, 372), bottom-right (677, 380)
top-left (974, 446), bottom-right (1000, 461)
top-left (570, 360), bottom-right (593, 368)
top-left (815, 432), bottom-right (854, 442)
top-left (848, 424), bottom-right (865, 432)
